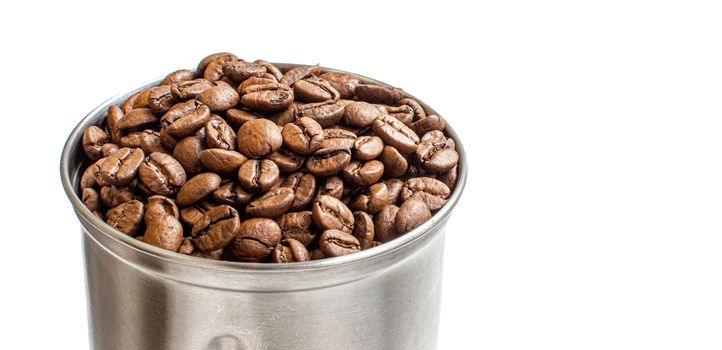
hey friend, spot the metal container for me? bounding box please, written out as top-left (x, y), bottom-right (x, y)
top-left (60, 64), bottom-right (467, 350)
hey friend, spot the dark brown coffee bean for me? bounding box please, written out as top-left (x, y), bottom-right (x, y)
top-left (197, 52), bottom-right (237, 75)
top-left (394, 197), bottom-right (432, 235)
top-left (319, 229), bottom-right (361, 257)
top-left (161, 69), bottom-right (195, 86)
top-left (384, 178), bottom-right (404, 205)
top-left (306, 147), bottom-right (352, 177)
top-left (195, 81), bottom-right (240, 112)
top-left (340, 160), bottom-right (384, 187)
top-left (282, 101), bottom-right (345, 128)
top-left (121, 89), bottom-right (151, 114)
top-left (397, 97), bottom-right (426, 121)
top-left (120, 130), bottom-right (167, 155)
top-left (205, 118), bottom-right (236, 150)
top-left (105, 200), bottom-right (144, 236)
top-left (341, 101), bottom-right (384, 128)
top-left (350, 183), bottom-right (388, 214)
top-left (237, 159), bottom-right (280, 192)
top-left (353, 136), bottom-right (383, 161)
top-left (277, 211), bottom-right (316, 246)
top-left (245, 187), bottom-right (294, 218)
top-left (385, 105), bottom-right (414, 125)
top-left (160, 100), bottom-right (211, 139)
top-left (179, 200), bottom-right (215, 226)
top-left (254, 59), bottom-right (283, 81)
top-left (265, 149), bottom-right (305, 173)
top-left (415, 139), bottom-right (459, 174)
top-left (148, 85), bottom-right (179, 115)
top-left (272, 238), bottom-right (311, 263)
top-left (374, 204), bottom-right (399, 243)
top-left (411, 114), bottom-right (446, 135)
top-left (281, 172), bottom-right (316, 211)
top-left (199, 149), bottom-right (246, 175)
top-left (100, 185), bottom-right (135, 208)
top-left (170, 78), bottom-right (213, 100)
top-left (172, 130), bottom-right (205, 175)
top-left (117, 108), bottom-right (158, 132)
top-left (224, 218), bottom-right (281, 262)
top-left (82, 188), bottom-right (101, 212)
top-left (97, 147), bottom-right (144, 186)
top-left (191, 205), bottom-right (241, 252)
top-left (212, 182), bottom-right (253, 206)
top-left (352, 211), bottom-right (375, 249)
top-left (236, 118), bottom-right (283, 158)
top-left (321, 128), bottom-right (357, 149)
top-left (222, 61), bottom-right (267, 82)
top-left (354, 84), bottom-right (404, 105)
top-left (240, 82), bottom-right (294, 112)
top-left (315, 176), bottom-right (344, 201)
top-left (312, 195), bottom-right (354, 233)
top-left (81, 158), bottom-right (104, 189)
top-left (379, 146), bottom-right (408, 178)
top-left (106, 105), bottom-right (124, 144)
top-left (401, 177), bottom-right (451, 210)
top-left (319, 72), bottom-right (360, 100)
top-left (144, 213), bottom-right (183, 251)
top-left (282, 117), bottom-right (324, 155)
top-left (438, 165), bottom-right (459, 190)
top-left (176, 172), bottom-right (222, 207)
top-left (144, 195), bottom-right (179, 224)
top-left (372, 115), bottom-right (419, 154)
top-left (294, 76), bottom-right (340, 102)
top-left (137, 152), bottom-right (187, 196)
top-left (82, 126), bottom-right (108, 161)
top-left (280, 64), bottom-right (321, 86)
top-left (101, 143), bottom-right (119, 157)
top-left (225, 108), bottom-right (259, 128)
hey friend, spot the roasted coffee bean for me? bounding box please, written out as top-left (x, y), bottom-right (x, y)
top-left (272, 238), bottom-right (311, 263)
top-left (100, 185), bottom-right (135, 208)
top-left (199, 149), bottom-right (246, 174)
top-left (195, 81), bottom-right (240, 112)
top-left (306, 147), bottom-right (352, 177)
top-left (379, 146), bottom-right (408, 177)
top-left (148, 85), bottom-right (178, 115)
top-left (204, 118), bottom-right (236, 150)
top-left (310, 248), bottom-right (326, 260)
top-left (97, 147), bottom-right (144, 186)
top-left (161, 100), bottom-right (211, 139)
top-left (395, 197), bottom-right (432, 235)
top-left (277, 211), bottom-right (316, 246)
top-left (315, 176), bottom-right (344, 201)
top-left (281, 172), bottom-right (316, 211)
top-left (197, 53), bottom-right (238, 76)
top-left (319, 229), bottom-right (361, 257)
top-left (254, 59), bottom-right (283, 81)
top-left (352, 211), bottom-right (375, 249)
top-left (321, 128), bottom-right (357, 149)
top-left (237, 159), bottom-right (280, 192)
top-left (176, 172), bottom-right (222, 207)
top-left (106, 105), bottom-right (124, 144)
top-left (173, 131), bottom-right (205, 175)
top-left (144, 195), bottom-right (179, 224)
top-left (105, 200), bottom-right (144, 236)
top-left (372, 115), bottom-right (419, 154)
top-left (385, 105), bottom-right (414, 125)
top-left (225, 108), bottom-right (259, 128)
top-left (179, 200), bottom-right (215, 226)
top-left (420, 130), bottom-right (447, 144)
top-left (282, 101), bottom-right (345, 128)
top-left (101, 143), bottom-right (119, 157)
top-left (282, 117), bottom-right (324, 155)
top-left (411, 114), bottom-right (446, 135)
top-left (294, 76), bottom-right (340, 102)
top-left (319, 72), bottom-right (360, 100)
top-left (81, 158), bottom-right (104, 189)
top-left (374, 204), bottom-right (399, 243)
top-left (354, 136), bottom-right (384, 161)
top-left (144, 213), bottom-right (184, 251)
top-left (384, 178), bottom-right (405, 205)
top-left (280, 65), bottom-right (321, 86)
top-left (438, 165), bottom-right (459, 190)
top-left (82, 188), bottom-right (101, 212)
top-left (415, 139), bottom-right (459, 173)
top-left (340, 160), bottom-right (384, 187)
top-left (203, 59), bottom-right (229, 82)
top-left (212, 182), bottom-right (253, 206)
top-left (161, 69), bottom-right (195, 86)
top-left (245, 187), bottom-right (294, 218)
top-left (118, 108), bottom-right (158, 132)
top-left (397, 98), bottom-right (426, 121)
top-left (240, 82), bottom-right (294, 112)
top-left (171, 78), bottom-right (213, 100)
top-left (120, 130), bottom-right (166, 155)
top-left (138, 152), bottom-right (187, 196)
top-left (350, 183), bottom-right (388, 214)
top-left (341, 101), bottom-right (384, 128)
top-left (191, 205), bottom-right (241, 252)
top-left (82, 126), bottom-right (108, 160)
top-left (222, 61), bottom-right (267, 82)
top-left (121, 89), bottom-right (151, 114)
top-left (237, 118), bottom-right (283, 158)
top-left (178, 238), bottom-right (195, 255)
top-left (312, 195), bottom-right (354, 233)
top-left (354, 84), bottom-right (404, 105)
top-left (224, 218), bottom-right (281, 262)
top-left (400, 177), bottom-right (451, 210)
top-left (266, 149), bottom-right (305, 173)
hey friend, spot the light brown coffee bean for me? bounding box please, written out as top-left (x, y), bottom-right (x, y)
top-left (306, 147), bottom-right (352, 177)
top-left (319, 72), bottom-right (360, 100)
top-left (106, 105), bottom-right (124, 144)
top-left (394, 197), bottom-right (432, 235)
top-left (354, 84), bottom-right (404, 105)
top-left (379, 146), bottom-right (408, 177)
top-left (240, 82), bottom-right (295, 112)
top-left (277, 211), bottom-right (316, 246)
top-left (315, 176), bottom-right (344, 201)
top-left (237, 118), bottom-right (283, 158)
top-left (384, 178), bottom-right (405, 205)
top-left (117, 108), bottom-right (159, 132)
top-left (144, 214), bottom-right (184, 251)
top-left (415, 139), bottom-right (459, 174)
top-left (100, 185), bottom-right (135, 208)
top-left (144, 195), bottom-right (179, 224)
top-left (197, 53), bottom-right (238, 77)
top-left (237, 159), bottom-right (280, 192)
top-left (161, 69), bottom-right (195, 86)
top-left (196, 81), bottom-right (240, 112)
top-left (312, 195), bottom-right (354, 233)
top-left (401, 177), bottom-right (451, 210)
top-left (82, 126), bottom-right (108, 161)
top-left (82, 188), bottom-right (101, 212)
top-left (319, 229), bottom-right (361, 257)
top-left (411, 114), bottom-right (446, 135)
top-left (397, 98), bottom-right (426, 121)
top-left (98, 147), bottom-right (145, 186)
top-left (374, 204), bottom-right (399, 243)
top-left (372, 115), bottom-right (420, 154)
top-left (120, 130), bottom-right (167, 155)
top-left (224, 218), bottom-right (281, 262)
top-left (199, 149), bottom-right (247, 175)
top-left (212, 182), bottom-right (253, 206)
top-left (350, 183), bottom-right (388, 214)
top-left (282, 117), bottom-right (324, 155)
top-left (245, 187), bottom-right (295, 218)
top-left (340, 160), bottom-right (384, 187)
top-left (138, 152), bottom-right (187, 196)
top-left (105, 200), bottom-right (144, 236)
top-left (176, 172), bottom-right (222, 207)
top-left (148, 85), bottom-right (178, 115)
top-left (321, 128), bottom-right (357, 149)
top-left (191, 205), bottom-right (241, 252)
top-left (272, 238), bottom-right (311, 263)
top-left (173, 132), bottom-right (206, 175)
top-left (353, 136), bottom-right (383, 161)
top-left (101, 143), bottom-right (119, 157)
top-left (161, 100), bottom-right (211, 139)
top-left (352, 211), bottom-right (375, 249)
top-left (205, 118), bottom-right (236, 150)
top-left (293, 76), bottom-right (340, 102)
top-left (266, 149), bottom-right (305, 174)
top-left (281, 172), bottom-right (316, 211)
top-left (280, 65), bottom-right (321, 86)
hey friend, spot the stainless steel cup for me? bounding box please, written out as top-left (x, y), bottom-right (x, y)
top-left (61, 64), bottom-right (467, 350)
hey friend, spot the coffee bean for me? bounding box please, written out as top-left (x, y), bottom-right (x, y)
top-left (281, 172), bottom-right (316, 211)
top-left (199, 149), bottom-right (246, 175)
top-left (82, 188), bottom-right (101, 212)
top-left (401, 177), bottom-right (451, 210)
top-left (277, 211), bottom-right (316, 246)
top-left (118, 108), bottom-right (158, 132)
top-left (438, 165), bottom-right (459, 190)
top-left (191, 205), bottom-right (241, 252)
top-left (340, 160), bottom-right (384, 187)
top-left (222, 61), bottom-right (267, 83)
top-left (341, 101), bottom-right (384, 128)
top-left (197, 52), bottom-right (238, 77)
top-left (106, 105), bottom-right (124, 144)
top-left (397, 98), bottom-right (426, 121)
top-left (82, 126), bottom-right (108, 161)
top-left (353, 136), bottom-right (383, 161)
top-left (352, 211), bottom-right (375, 249)
top-left (225, 108), bottom-right (259, 128)
top-left (170, 78), bottom-right (212, 100)
top-left (379, 146), bottom-right (408, 177)
top-left (254, 59), bottom-right (283, 81)
top-left (237, 119), bottom-right (283, 158)
top-left (385, 105), bottom-right (414, 125)
top-left (240, 81), bottom-right (294, 112)
top-left (383, 178), bottom-right (405, 205)
top-left (354, 84), bottom-right (404, 105)
top-left (285, 101), bottom-right (345, 128)
top-left (179, 199), bottom-right (216, 226)
top-left (138, 152), bottom-right (187, 196)
top-left (100, 185), bottom-right (135, 208)
top-left (224, 218), bottom-right (281, 262)
top-left (306, 147), bottom-right (352, 177)
top-left (160, 69), bottom-right (195, 86)
top-left (144, 195), bottom-right (179, 224)
top-left (121, 88), bottom-right (151, 114)
top-left (97, 147), bottom-right (144, 186)
top-left (266, 149), bottom-right (305, 173)
top-left (144, 213), bottom-right (184, 251)
top-left (245, 187), bottom-right (294, 218)
top-left (350, 183), bottom-right (388, 214)
top-left (176, 172), bottom-right (221, 207)
top-left (272, 238), bottom-right (311, 263)
top-left (394, 197), bottom-right (431, 235)
top-left (321, 128), bottom-right (357, 149)
top-left (280, 64), bottom-right (321, 87)
top-left (173, 131), bottom-right (205, 175)
top-left (101, 143), bottom-right (119, 157)
top-left (160, 100), bottom-right (211, 139)
top-left (294, 76), bottom-right (340, 102)
top-left (237, 159), bottom-right (280, 192)
top-left (420, 130), bottom-right (447, 144)
top-left (415, 139), bottom-right (459, 173)
top-left (411, 114), bottom-right (446, 136)
top-left (310, 248), bottom-right (326, 260)
top-left (120, 130), bottom-right (167, 155)
top-left (105, 200), bottom-right (144, 236)
top-left (315, 176), bottom-right (344, 201)
top-left (81, 158), bottom-right (104, 189)
top-left (195, 81), bottom-right (240, 112)
top-left (312, 195), bottom-right (354, 233)
top-left (374, 204), bottom-right (399, 243)
top-left (148, 85), bottom-right (178, 115)
top-left (372, 115), bottom-right (420, 154)
top-left (319, 72), bottom-right (360, 100)
top-left (282, 117), bottom-right (324, 155)
top-left (212, 182), bottom-right (253, 206)
top-left (319, 229), bottom-right (361, 257)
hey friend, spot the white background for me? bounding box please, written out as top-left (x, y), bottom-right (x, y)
top-left (1, 0), bottom-right (721, 349)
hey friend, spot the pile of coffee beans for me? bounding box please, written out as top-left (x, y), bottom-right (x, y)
top-left (78, 53), bottom-right (460, 263)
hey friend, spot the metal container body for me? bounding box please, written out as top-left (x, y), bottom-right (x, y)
top-left (61, 65), bottom-right (467, 350)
